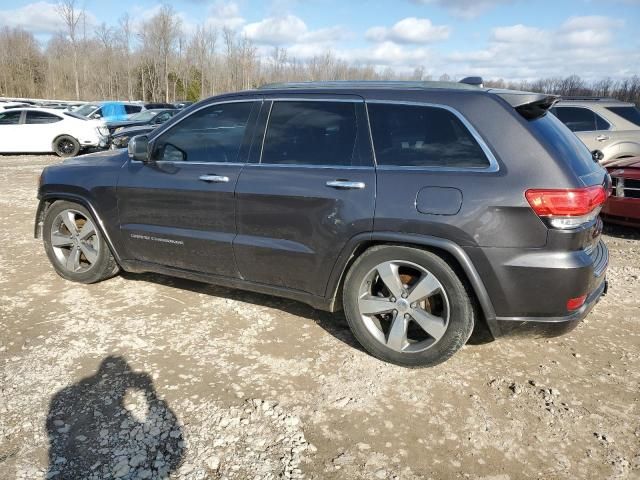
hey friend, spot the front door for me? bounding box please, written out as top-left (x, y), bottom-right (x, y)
top-left (234, 97), bottom-right (376, 297)
top-left (117, 99), bottom-right (260, 277)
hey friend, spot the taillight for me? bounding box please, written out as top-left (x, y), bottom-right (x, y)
top-left (525, 186), bottom-right (607, 229)
top-left (566, 295), bottom-right (587, 311)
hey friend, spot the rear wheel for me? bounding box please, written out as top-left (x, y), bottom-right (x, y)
top-left (53, 135), bottom-right (81, 157)
top-left (43, 201), bottom-right (119, 283)
top-left (343, 245), bottom-right (475, 367)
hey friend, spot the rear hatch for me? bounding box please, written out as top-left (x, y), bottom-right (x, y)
top-left (491, 89), bottom-right (609, 254)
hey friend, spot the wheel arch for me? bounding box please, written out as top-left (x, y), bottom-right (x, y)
top-left (35, 193), bottom-right (123, 265)
top-left (325, 232), bottom-right (499, 338)
top-left (603, 141), bottom-right (640, 160)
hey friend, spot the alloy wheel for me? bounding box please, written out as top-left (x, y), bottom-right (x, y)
top-left (357, 260), bottom-right (450, 353)
top-left (50, 209), bottom-right (100, 273)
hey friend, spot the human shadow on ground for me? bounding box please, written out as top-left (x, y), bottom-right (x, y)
top-left (46, 356), bottom-right (184, 479)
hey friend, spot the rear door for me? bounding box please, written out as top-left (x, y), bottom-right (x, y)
top-left (234, 96), bottom-right (375, 297)
top-left (117, 98), bottom-right (260, 277)
top-left (24, 110), bottom-right (64, 152)
top-left (0, 110), bottom-right (25, 152)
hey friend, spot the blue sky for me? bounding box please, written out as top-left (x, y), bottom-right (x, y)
top-left (1, 0), bottom-right (639, 80)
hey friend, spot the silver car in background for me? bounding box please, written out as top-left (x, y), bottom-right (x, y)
top-left (550, 98), bottom-right (640, 166)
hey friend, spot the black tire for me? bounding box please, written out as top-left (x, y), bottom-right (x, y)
top-left (53, 135), bottom-right (81, 157)
top-left (342, 245), bottom-right (475, 367)
top-left (43, 200), bottom-right (119, 284)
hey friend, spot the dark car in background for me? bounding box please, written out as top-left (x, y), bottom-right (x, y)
top-left (174, 101), bottom-right (194, 109)
top-left (105, 109), bottom-right (178, 135)
top-left (110, 124), bottom-right (161, 149)
top-left (35, 80), bottom-right (609, 367)
top-left (141, 102), bottom-right (177, 110)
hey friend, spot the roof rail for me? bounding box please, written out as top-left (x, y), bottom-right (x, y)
top-left (258, 80), bottom-right (479, 91)
top-left (560, 96), bottom-right (619, 101)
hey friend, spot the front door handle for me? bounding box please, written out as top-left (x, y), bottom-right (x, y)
top-left (596, 135), bottom-right (609, 142)
top-left (199, 175), bottom-right (229, 183)
top-left (326, 180), bottom-right (366, 190)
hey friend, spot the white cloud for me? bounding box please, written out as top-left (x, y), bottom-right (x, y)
top-left (0, 1), bottom-right (96, 35)
top-left (491, 24), bottom-right (544, 43)
top-left (412, 0), bottom-right (515, 19)
top-left (242, 14), bottom-right (346, 46)
top-left (243, 14), bottom-right (308, 44)
top-left (442, 15), bottom-right (635, 81)
top-left (365, 17), bottom-right (450, 44)
top-left (205, 1), bottom-right (246, 30)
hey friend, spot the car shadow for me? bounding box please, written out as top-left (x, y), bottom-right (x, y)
top-left (603, 222), bottom-right (640, 240)
top-left (120, 271), bottom-right (493, 352)
top-left (120, 271), bottom-right (366, 353)
top-left (46, 356), bottom-right (185, 479)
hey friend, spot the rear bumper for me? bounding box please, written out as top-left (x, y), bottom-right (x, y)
top-left (466, 238), bottom-right (609, 338)
top-left (493, 275), bottom-right (607, 337)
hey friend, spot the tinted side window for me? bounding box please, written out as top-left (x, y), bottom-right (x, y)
top-left (26, 111), bottom-right (62, 124)
top-left (153, 102), bottom-right (254, 163)
top-left (368, 103), bottom-right (490, 168)
top-left (553, 107), bottom-right (597, 132)
top-left (125, 105), bottom-right (142, 114)
top-left (261, 101), bottom-right (360, 166)
top-left (0, 111), bottom-right (22, 125)
top-left (594, 112), bottom-right (610, 130)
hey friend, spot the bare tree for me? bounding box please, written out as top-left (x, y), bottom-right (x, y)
top-left (118, 13), bottom-right (133, 101)
top-left (56, 0), bottom-right (83, 100)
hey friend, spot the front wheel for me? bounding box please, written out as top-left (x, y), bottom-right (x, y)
top-left (42, 201), bottom-right (119, 283)
top-left (342, 246), bottom-right (475, 367)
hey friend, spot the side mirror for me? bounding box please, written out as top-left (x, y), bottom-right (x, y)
top-left (128, 135), bottom-right (151, 162)
top-left (592, 149), bottom-right (604, 163)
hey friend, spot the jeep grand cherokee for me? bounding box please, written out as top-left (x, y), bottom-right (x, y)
top-left (35, 81), bottom-right (610, 367)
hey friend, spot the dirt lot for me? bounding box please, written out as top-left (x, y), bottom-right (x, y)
top-left (0, 154), bottom-right (639, 480)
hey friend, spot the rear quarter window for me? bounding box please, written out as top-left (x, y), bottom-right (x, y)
top-left (605, 106), bottom-right (640, 127)
top-left (367, 103), bottom-right (490, 168)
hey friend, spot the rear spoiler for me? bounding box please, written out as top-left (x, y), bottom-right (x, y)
top-left (488, 89), bottom-right (559, 120)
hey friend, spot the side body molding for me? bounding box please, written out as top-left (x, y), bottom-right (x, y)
top-left (325, 231), bottom-right (499, 337)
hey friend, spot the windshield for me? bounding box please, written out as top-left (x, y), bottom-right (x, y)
top-left (129, 110), bottom-right (158, 121)
top-left (75, 104), bottom-right (98, 116)
top-left (606, 106), bottom-right (640, 127)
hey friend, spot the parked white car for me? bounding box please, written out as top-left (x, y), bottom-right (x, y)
top-left (0, 108), bottom-right (108, 157)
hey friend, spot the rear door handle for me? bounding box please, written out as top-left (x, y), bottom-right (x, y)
top-left (596, 135), bottom-right (609, 142)
top-left (199, 175), bottom-right (229, 183)
top-left (326, 180), bottom-right (366, 190)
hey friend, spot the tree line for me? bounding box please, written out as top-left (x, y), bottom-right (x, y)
top-left (0, 1), bottom-right (638, 106)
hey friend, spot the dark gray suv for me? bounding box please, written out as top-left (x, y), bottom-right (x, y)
top-left (35, 81), bottom-right (609, 367)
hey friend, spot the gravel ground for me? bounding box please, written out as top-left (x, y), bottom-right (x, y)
top-left (1, 154), bottom-right (639, 480)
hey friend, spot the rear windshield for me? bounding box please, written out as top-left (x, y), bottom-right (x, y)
top-left (63, 111), bottom-right (87, 121)
top-left (75, 104), bottom-right (98, 116)
top-left (528, 113), bottom-right (600, 178)
top-left (606, 106), bottom-right (640, 127)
